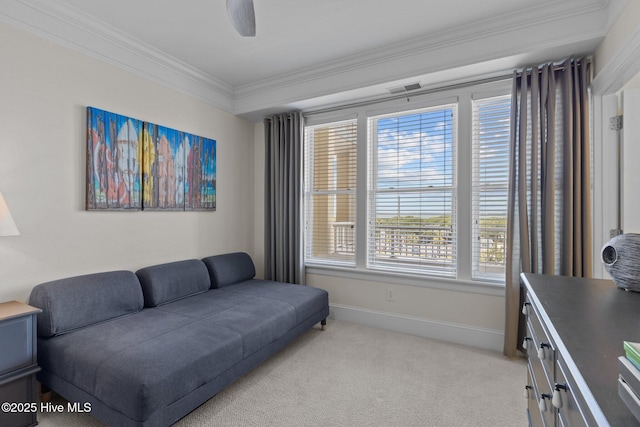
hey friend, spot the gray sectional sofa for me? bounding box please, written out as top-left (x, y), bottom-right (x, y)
top-left (28, 252), bottom-right (329, 427)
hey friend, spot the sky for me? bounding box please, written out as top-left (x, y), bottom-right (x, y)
top-left (373, 98), bottom-right (510, 219)
top-left (375, 106), bottom-right (455, 219)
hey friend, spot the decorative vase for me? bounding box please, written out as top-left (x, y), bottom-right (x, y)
top-left (602, 233), bottom-right (640, 291)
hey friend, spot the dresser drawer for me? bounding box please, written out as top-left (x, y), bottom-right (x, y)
top-left (527, 365), bottom-right (544, 427)
top-left (529, 361), bottom-right (556, 427)
top-left (0, 371), bottom-right (37, 427)
top-left (555, 354), bottom-right (591, 427)
top-left (527, 302), bottom-right (556, 380)
top-left (527, 322), bottom-right (553, 393)
top-left (0, 315), bottom-right (36, 376)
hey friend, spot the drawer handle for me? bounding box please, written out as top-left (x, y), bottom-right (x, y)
top-left (539, 393), bottom-right (552, 412)
top-left (522, 337), bottom-right (532, 350)
top-left (522, 302), bottom-right (531, 316)
top-left (524, 385), bottom-right (532, 398)
top-left (538, 342), bottom-right (551, 360)
top-left (553, 383), bottom-right (567, 409)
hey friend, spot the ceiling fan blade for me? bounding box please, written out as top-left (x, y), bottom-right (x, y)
top-left (226, 0), bottom-right (256, 37)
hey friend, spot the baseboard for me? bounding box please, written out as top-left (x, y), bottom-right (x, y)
top-left (329, 303), bottom-right (504, 352)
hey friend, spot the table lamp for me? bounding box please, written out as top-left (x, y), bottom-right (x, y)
top-left (0, 192), bottom-right (20, 236)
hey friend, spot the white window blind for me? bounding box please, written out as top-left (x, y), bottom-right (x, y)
top-left (471, 95), bottom-right (511, 280)
top-left (304, 119), bottom-right (358, 266)
top-left (368, 105), bottom-right (457, 276)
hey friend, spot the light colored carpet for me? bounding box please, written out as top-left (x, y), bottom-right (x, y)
top-left (37, 320), bottom-right (527, 427)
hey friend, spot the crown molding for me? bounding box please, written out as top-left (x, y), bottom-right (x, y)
top-left (235, 0), bottom-right (608, 100)
top-left (591, 21), bottom-right (640, 94)
top-left (0, 0), bottom-right (235, 112)
top-left (0, 0), bottom-right (622, 119)
top-left (233, 1), bottom-right (610, 118)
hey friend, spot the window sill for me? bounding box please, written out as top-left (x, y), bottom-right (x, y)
top-left (305, 264), bottom-right (506, 297)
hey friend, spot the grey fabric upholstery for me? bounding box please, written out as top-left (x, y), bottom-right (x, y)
top-left (36, 310), bottom-right (328, 427)
top-left (29, 270), bottom-right (143, 337)
top-left (202, 252), bottom-right (255, 288)
top-left (31, 253), bottom-right (329, 427)
top-left (38, 309), bottom-right (242, 422)
top-left (204, 295), bottom-right (296, 357)
top-left (136, 259), bottom-right (210, 307)
top-left (222, 279), bottom-right (329, 324)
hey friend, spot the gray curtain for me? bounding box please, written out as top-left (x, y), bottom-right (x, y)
top-left (264, 112), bottom-right (305, 284)
top-left (504, 58), bottom-right (592, 357)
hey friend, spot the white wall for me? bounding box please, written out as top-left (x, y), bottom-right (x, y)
top-left (306, 272), bottom-right (505, 351)
top-left (623, 71), bottom-right (640, 90)
top-left (594, 1), bottom-right (640, 75)
top-left (0, 22), bottom-right (255, 303)
top-left (253, 122), bottom-right (265, 277)
top-left (621, 77), bottom-right (640, 230)
top-left (591, 2), bottom-right (640, 277)
top-left (622, 88), bottom-right (640, 232)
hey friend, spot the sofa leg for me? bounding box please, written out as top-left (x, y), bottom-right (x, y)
top-left (40, 384), bottom-right (53, 402)
top-left (321, 319), bottom-right (327, 331)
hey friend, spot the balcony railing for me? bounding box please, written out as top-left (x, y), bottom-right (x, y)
top-left (373, 224), bottom-right (454, 262)
top-left (332, 223), bottom-right (453, 259)
top-left (477, 226), bottom-right (506, 263)
top-left (332, 222), bottom-right (506, 273)
top-left (333, 222), bottom-right (355, 254)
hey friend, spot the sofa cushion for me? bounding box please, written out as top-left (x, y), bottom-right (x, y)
top-left (201, 252), bottom-right (256, 288)
top-left (37, 309), bottom-right (243, 422)
top-left (204, 294), bottom-right (297, 357)
top-left (154, 289), bottom-right (250, 319)
top-left (156, 289), bottom-right (297, 358)
top-left (136, 259), bottom-right (210, 307)
top-left (29, 271), bottom-right (143, 338)
top-left (222, 279), bottom-right (330, 324)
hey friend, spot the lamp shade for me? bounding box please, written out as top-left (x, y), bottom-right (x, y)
top-left (0, 192), bottom-right (20, 236)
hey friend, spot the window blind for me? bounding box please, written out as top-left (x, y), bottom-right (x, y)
top-left (471, 95), bottom-right (511, 279)
top-left (304, 119), bottom-right (358, 266)
top-left (368, 105), bottom-right (457, 276)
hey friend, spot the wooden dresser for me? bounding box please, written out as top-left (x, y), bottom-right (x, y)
top-left (521, 273), bottom-right (640, 426)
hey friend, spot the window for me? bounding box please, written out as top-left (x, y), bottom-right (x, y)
top-left (304, 120), bottom-right (358, 266)
top-left (472, 95), bottom-right (511, 280)
top-left (369, 105), bottom-right (457, 276)
top-left (304, 83), bottom-right (511, 284)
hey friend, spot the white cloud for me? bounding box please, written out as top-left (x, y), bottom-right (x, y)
top-left (376, 127), bottom-right (452, 187)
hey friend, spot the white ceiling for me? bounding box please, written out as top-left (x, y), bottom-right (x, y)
top-left (0, 0), bottom-right (628, 121)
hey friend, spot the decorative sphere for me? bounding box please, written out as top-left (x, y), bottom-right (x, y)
top-left (602, 233), bottom-right (640, 291)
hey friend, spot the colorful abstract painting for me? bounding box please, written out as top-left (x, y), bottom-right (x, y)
top-left (186, 135), bottom-right (216, 210)
top-left (86, 107), bottom-right (216, 211)
top-left (86, 108), bottom-right (142, 209)
top-left (144, 124), bottom-right (185, 210)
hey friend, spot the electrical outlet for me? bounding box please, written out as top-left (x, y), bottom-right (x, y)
top-left (386, 288), bottom-right (395, 302)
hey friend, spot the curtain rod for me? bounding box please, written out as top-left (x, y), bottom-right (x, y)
top-left (304, 57), bottom-right (591, 117)
top-left (521, 57), bottom-right (590, 75)
top-left (304, 74), bottom-right (512, 117)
